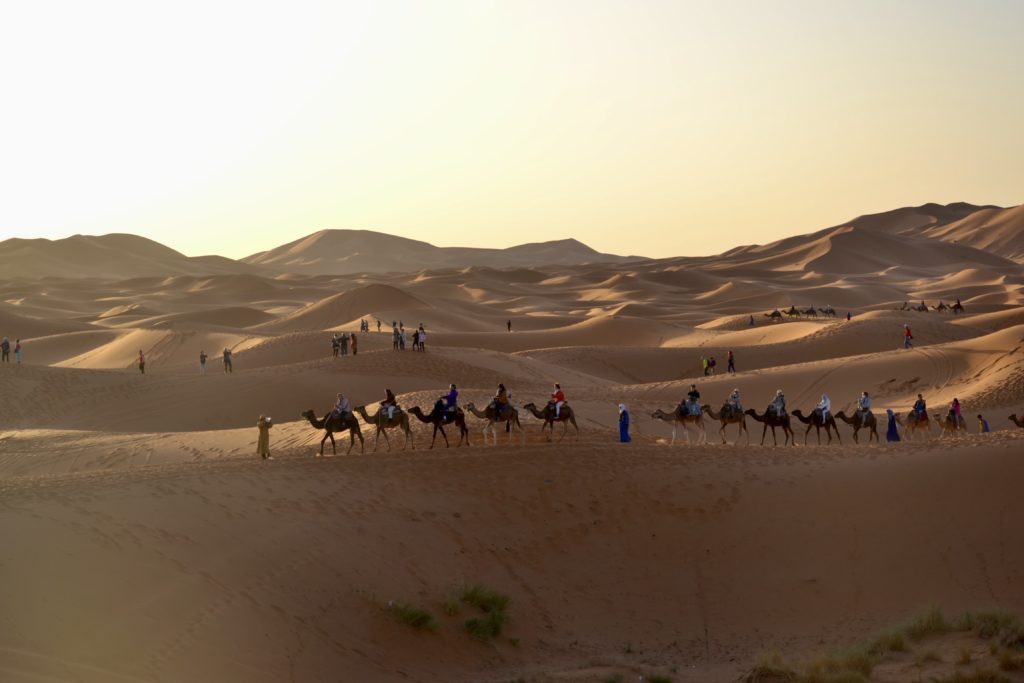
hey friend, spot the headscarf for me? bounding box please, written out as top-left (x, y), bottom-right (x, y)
top-left (618, 403), bottom-right (626, 413)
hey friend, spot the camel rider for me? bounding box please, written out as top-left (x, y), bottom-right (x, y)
top-left (443, 384), bottom-right (458, 411)
top-left (491, 383), bottom-right (510, 420)
top-left (333, 393), bottom-right (351, 420)
top-left (683, 384), bottom-right (701, 416)
top-left (857, 391), bottom-right (872, 418)
top-left (728, 388), bottom-right (742, 417)
top-left (551, 383), bottom-right (566, 418)
top-left (770, 389), bottom-right (786, 417)
top-left (912, 393), bottom-right (927, 421)
top-left (949, 398), bottom-right (963, 428)
top-left (817, 393), bottom-right (831, 421)
top-left (380, 389), bottom-right (398, 420)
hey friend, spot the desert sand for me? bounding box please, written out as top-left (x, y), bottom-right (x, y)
top-left (1, 202), bottom-right (1023, 682)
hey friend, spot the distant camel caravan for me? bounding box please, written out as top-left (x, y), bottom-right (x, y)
top-left (766, 306), bottom-right (828, 321)
top-left (464, 402), bottom-right (525, 446)
top-left (701, 403), bottom-right (750, 444)
top-left (651, 407), bottom-right (706, 445)
top-left (791, 408), bottom-right (841, 445)
top-left (408, 405), bottom-right (470, 448)
top-left (522, 401), bottom-right (579, 442)
top-left (301, 409), bottom-right (364, 455)
top-left (744, 408), bottom-right (795, 446)
top-left (898, 300), bottom-right (965, 314)
top-left (354, 405), bottom-right (414, 452)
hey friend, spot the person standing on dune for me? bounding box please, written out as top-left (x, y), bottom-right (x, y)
top-left (903, 324), bottom-right (913, 349)
top-left (138, 350), bottom-right (145, 374)
top-left (14, 339), bottom-right (22, 364)
top-left (199, 349), bottom-right (207, 375)
top-left (223, 348), bottom-right (233, 373)
top-left (256, 415), bottom-right (272, 459)
top-left (977, 414), bottom-right (990, 433)
top-left (1, 337), bottom-right (9, 362)
top-left (727, 350), bottom-right (736, 373)
top-left (351, 333), bottom-right (358, 355)
top-left (507, 320), bottom-right (512, 332)
top-left (619, 404), bottom-right (631, 443)
top-left (885, 409), bottom-right (900, 442)
top-left (701, 355), bottom-right (709, 376)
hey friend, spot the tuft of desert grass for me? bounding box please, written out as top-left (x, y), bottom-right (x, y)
top-left (905, 607), bottom-right (950, 641)
top-left (959, 611), bottom-right (1024, 648)
top-left (389, 602), bottom-right (437, 631)
top-left (457, 583), bottom-right (510, 641)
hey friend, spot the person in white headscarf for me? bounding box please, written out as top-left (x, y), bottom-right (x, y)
top-left (618, 404), bottom-right (631, 443)
top-left (817, 393), bottom-right (831, 420)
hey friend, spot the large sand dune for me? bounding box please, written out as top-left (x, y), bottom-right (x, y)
top-left (1, 201), bottom-right (1023, 682)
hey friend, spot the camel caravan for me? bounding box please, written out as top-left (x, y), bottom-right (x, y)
top-left (898, 299), bottom-right (966, 314)
top-left (764, 305), bottom-right (837, 322)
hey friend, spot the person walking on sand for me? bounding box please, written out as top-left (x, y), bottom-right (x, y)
top-left (417, 325), bottom-right (426, 352)
top-left (885, 409), bottom-right (901, 442)
top-left (392, 323), bottom-right (400, 350)
top-left (400, 327), bottom-right (407, 351)
top-left (377, 319), bottom-right (382, 333)
top-left (977, 414), bottom-right (990, 433)
top-left (332, 334), bottom-right (339, 358)
top-left (507, 319), bottom-right (512, 332)
top-left (257, 415), bottom-right (273, 459)
top-left (708, 356), bottom-right (717, 375)
top-left (749, 314), bottom-right (755, 326)
top-left (340, 332), bottom-right (349, 356)
top-left (351, 333), bottom-right (358, 355)
top-left (138, 350), bottom-right (146, 374)
top-left (619, 404), bottom-right (631, 443)
top-left (1, 337), bottom-right (9, 362)
top-left (223, 348), bottom-right (233, 373)
top-left (701, 355), bottom-right (709, 376)
top-left (903, 324), bottom-right (913, 349)
top-left (14, 339), bottom-right (22, 364)
top-left (727, 350), bottom-right (736, 373)
top-left (199, 350), bottom-right (208, 375)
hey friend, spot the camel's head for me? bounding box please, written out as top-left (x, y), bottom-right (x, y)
top-left (523, 402), bottom-right (536, 411)
top-left (465, 402), bottom-right (476, 411)
top-left (1010, 414), bottom-right (1019, 422)
top-left (301, 410), bottom-right (315, 420)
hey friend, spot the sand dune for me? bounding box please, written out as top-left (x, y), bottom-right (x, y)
top-left (3, 200), bottom-right (1024, 682)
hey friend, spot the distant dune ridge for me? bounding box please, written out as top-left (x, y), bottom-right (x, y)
top-left (1, 201), bottom-right (1024, 683)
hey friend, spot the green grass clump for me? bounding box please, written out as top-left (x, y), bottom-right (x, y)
top-left (960, 611), bottom-right (1024, 647)
top-left (905, 607), bottom-right (950, 640)
top-left (458, 582), bottom-right (510, 641)
top-left (465, 609), bottom-right (506, 640)
top-left (867, 630), bottom-right (906, 655)
top-left (390, 602), bottom-right (436, 631)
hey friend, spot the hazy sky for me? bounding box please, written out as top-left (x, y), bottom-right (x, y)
top-left (1, 0), bottom-right (1022, 259)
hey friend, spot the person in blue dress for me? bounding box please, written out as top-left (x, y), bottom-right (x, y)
top-left (618, 404), bottom-right (631, 442)
top-left (885, 408), bottom-right (901, 442)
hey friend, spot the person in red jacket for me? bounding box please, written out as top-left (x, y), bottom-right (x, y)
top-left (551, 383), bottom-right (566, 418)
top-left (904, 324), bottom-right (913, 349)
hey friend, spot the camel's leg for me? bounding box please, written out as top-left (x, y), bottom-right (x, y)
top-left (438, 424), bottom-right (449, 448)
top-left (380, 427), bottom-right (391, 452)
top-left (571, 417), bottom-right (579, 442)
top-left (330, 432), bottom-right (337, 455)
top-left (406, 423), bottom-right (414, 450)
top-left (557, 420), bottom-right (568, 444)
top-left (319, 432), bottom-right (329, 456)
top-left (760, 423), bottom-right (768, 446)
top-left (719, 424), bottom-right (727, 444)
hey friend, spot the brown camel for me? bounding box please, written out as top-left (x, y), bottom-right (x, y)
top-left (408, 405), bottom-right (469, 448)
top-left (896, 411), bottom-right (932, 441)
top-left (744, 408), bottom-right (795, 446)
top-left (834, 410), bottom-right (879, 443)
top-left (818, 305), bottom-right (837, 318)
top-left (701, 403), bottom-right (749, 445)
top-left (912, 302), bottom-right (929, 312)
top-left (301, 409), bottom-right (365, 455)
top-left (933, 412), bottom-right (968, 438)
top-left (523, 402), bottom-right (579, 443)
top-left (784, 305), bottom-right (800, 318)
top-left (465, 402), bottom-right (525, 446)
top-left (765, 310), bottom-right (783, 322)
top-left (651, 407), bottom-right (706, 445)
top-left (951, 302), bottom-right (965, 314)
top-left (353, 404), bottom-right (414, 452)
top-left (791, 408), bottom-right (841, 445)
top-left (800, 307), bottom-right (818, 318)
top-left (1009, 414), bottom-right (1024, 429)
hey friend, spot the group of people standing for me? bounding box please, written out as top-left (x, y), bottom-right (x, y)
top-left (392, 322), bottom-right (427, 352)
top-left (699, 351), bottom-right (736, 376)
top-left (1, 337), bottom-right (21, 363)
top-left (331, 332), bottom-right (358, 357)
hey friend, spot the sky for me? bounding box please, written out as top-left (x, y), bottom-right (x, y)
top-left (1, 0), bottom-right (1022, 260)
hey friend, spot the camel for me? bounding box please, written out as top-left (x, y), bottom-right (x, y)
top-left (465, 402), bottom-right (525, 446)
top-left (742, 408), bottom-right (794, 445)
top-left (933, 412), bottom-right (968, 438)
top-left (791, 408), bottom-right (841, 445)
top-left (701, 403), bottom-right (749, 444)
top-left (301, 409), bottom-right (365, 455)
top-left (1009, 414), bottom-right (1024, 429)
top-left (818, 305), bottom-right (837, 318)
top-left (408, 405), bottom-right (469, 448)
top-left (800, 307), bottom-right (818, 318)
top-left (834, 410), bottom-right (879, 443)
top-left (951, 302), bottom-right (965, 314)
top-left (765, 310), bottom-right (783, 322)
top-left (934, 301), bottom-right (949, 313)
top-left (651, 407), bottom-right (706, 445)
top-left (784, 305), bottom-right (800, 318)
top-left (353, 404), bottom-right (414, 452)
top-left (896, 411), bottom-right (932, 441)
top-left (523, 402), bottom-right (579, 443)
top-left (912, 302), bottom-right (929, 312)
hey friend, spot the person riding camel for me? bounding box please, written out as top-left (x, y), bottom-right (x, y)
top-left (551, 383), bottom-right (565, 418)
top-left (912, 393), bottom-right (927, 421)
top-left (817, 393), bottom-right (831, 421)
top-left (380, 389), bottom-right (399, 420)
top-left (728, 388), bottom-right (742, 417)
top-left (949, 398), bottom-right (963, 428)
top-left (682, 384), bottom-right (701, 416)
top-left (857, 391), bottom-right (872, 419)
top-left (492, 383), bottom-right (510, 420)
top-left (443, 383), bottom-right (458, 411)
top-left (770, 389), bottom-right (786, 418)
top-left (333, 393), bottom-right (351, 420)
